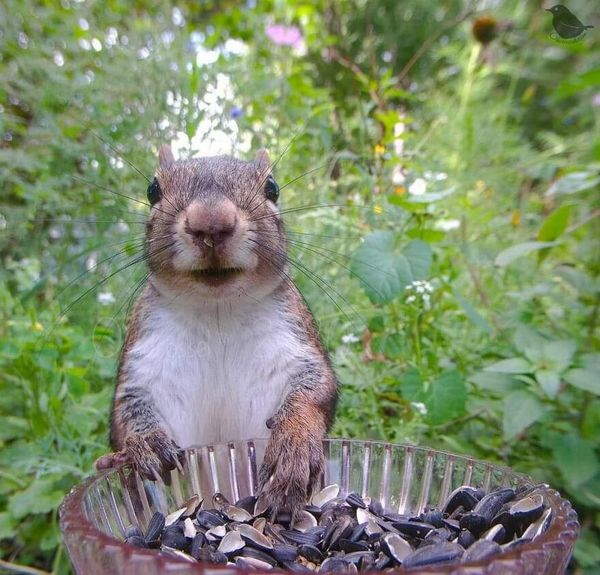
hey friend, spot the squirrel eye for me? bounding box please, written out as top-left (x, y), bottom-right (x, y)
top-left (147, 178), bottom-right (162, 205)
top-left (264, 175), bottom-right (279, 203)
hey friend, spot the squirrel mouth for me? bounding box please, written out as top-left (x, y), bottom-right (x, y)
top-left (190, 267), bottom-right (244, 285)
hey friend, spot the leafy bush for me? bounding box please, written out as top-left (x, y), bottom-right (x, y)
top-left (0, 0), bottom-right (598, 572)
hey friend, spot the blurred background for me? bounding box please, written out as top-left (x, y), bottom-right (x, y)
top-left (0, 0), bottom-right (598, 572)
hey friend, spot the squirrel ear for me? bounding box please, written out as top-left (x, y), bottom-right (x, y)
top-left (255, 148), bottom-right (271, 175)
top-left (158, 144), bottom-right (175, 170)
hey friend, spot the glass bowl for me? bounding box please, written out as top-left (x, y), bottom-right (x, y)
top-left (59, 439), bottom-right (579, 574)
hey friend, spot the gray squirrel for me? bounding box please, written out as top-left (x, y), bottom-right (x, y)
top-left (95, 146), bottom-right (338, 513)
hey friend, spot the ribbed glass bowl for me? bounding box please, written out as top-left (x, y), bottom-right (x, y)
top-left (59, 439), bottom-right (579, 574)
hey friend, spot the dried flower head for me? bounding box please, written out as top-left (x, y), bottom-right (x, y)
top-left (472, 16), bottom-right (498, 45)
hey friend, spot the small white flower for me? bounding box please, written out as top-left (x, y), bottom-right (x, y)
top-left (53, 51), bottom-right (64, 66)
top-left (98, 292), bottom-right (115, 305)
top-left (434, 218), bottom-right (460, 231)
top-left (49, 226), bottom-right (63, 239)
top-left (78, 18), bottom-right (89, 30)
top-left (342, 333), bottom-right (360, 344)
top-left (409, 178), bottom-right (427, 196)
top-left (105, 27), bottom-right (118, 46)
top-left (411, 402), bottom-right (427, 415)
top-left (224, 39), bottom-right (249, 56)
top-left (406, 295), bottom-right (416, 303)
top-left (78, 38), bottom-right (91, 51)
top-left (392, 165), bottom-right (406, 185)
top-left (172, 7), bottom-right (185, 26)
top-left (85, 253), bottom-right (97, 271)
top-left (91, 38), bottom-right (102, 52)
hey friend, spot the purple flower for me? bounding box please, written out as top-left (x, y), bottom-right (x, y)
top-left (265, 24), bottom-right (303, 47)
top-left (230, 106), bottom-right (243, 119)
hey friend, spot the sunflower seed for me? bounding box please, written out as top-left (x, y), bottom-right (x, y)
top-left (312, 484), bottom-right (340, 508)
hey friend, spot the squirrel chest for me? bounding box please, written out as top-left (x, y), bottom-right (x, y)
top-left (123, 296), bottom-right (304, 446)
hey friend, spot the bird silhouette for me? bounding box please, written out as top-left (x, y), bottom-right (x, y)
top-left (546, 5), bottom-right (593, 39)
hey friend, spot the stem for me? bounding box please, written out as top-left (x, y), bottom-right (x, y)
top-left (0, 560), bottom-right (51, 575)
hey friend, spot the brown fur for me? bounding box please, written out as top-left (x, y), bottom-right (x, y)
top-left (101, 150), bottom-right (338, 512)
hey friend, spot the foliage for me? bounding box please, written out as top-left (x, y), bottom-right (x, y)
top-left (0, 0), bottom-right (598, 572)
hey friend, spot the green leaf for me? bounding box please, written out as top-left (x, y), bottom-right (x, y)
top-left (399, 368), bottom-right (425, 402)
top-left (452, 290), bottom-right (492, 334)
top-left (565, 369), bottom-right (600, 395)
top-left (425, 370), bottom-right (467, 425)
top-left (0, 512), bottom-right (15, 539)
top-left (536, 369), bottom-right (561, 397)
top-left (389, 187), bottom-right (455, 204)
top-left (552, 433), bottom-right (599, 488)
top-left (574, 527), bottom-right (600, 568)
top-left (555, 266), bottom-right (599, 295)
top-left (495, 241), bottom-right (557, 267)
top-left (543, 340), bottom-right (577, 373)
top-left (468, 371), bottom-right (521, 393)
top-left (485, 357), bottom-right (531, 374)
top-left (582, 400), bottom-right (600, 439)
top-left (546, 171), bottom-right (600, 196)
top-left (8, 478), bottom-right (65, 519)
top-left (513, 325), bottom-right (546, 363)
top-left (350, 232), bottom-right (431, 303)
top-left (538, 204), bottom-right (572, 241)
top-left (503, 390), bottom-right (545, 440)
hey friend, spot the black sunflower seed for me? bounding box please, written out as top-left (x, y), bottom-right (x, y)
top-left (402, 542), bottom-right (464, 568)
top-left (298, 544), bottom-right (324, 563)
top-left (462, 539), bottom-right (502, 562)
top-left (345, 492), bottom-right (366, 509)
top-left (145, 511), bottom-right (165, 545)
top-left (125, 534), bottom-right (148, 548)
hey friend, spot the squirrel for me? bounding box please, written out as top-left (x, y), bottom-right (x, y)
top-left (95, 145), bottom-right (338, 513)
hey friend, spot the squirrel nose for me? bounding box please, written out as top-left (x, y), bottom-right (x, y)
top-left (185, 199), bottom-right (237, 247)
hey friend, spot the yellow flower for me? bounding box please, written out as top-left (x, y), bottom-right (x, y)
top-left (373, 204), bottom-right (383, 215)
top-left (475, 180), bottom-right (486, 193)
top-left (511, 210), bottom-right (521, 227)
top-left (34, 322), bottom-right (44, 332)
top-left (374, 144), bottom-right (385, 155)
top-left (394, 186), bottom-right (406, 196)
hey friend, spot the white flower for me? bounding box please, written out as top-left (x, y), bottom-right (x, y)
top-left (434, 218), bottom-right (460, 231)
top-left (411, 402), bottom-right (427, 415)
top-left (98, 292), bottom-right (115, 305)
top-left (224, 39), bottom-right (249, 56)
top-left (392, 166), bottom-right (406, 185)
top-left (408, 178), bottom-right (427, 196)
top-left (53, 51), bottom-right (64, 66)
top-left (406, 295), bottom-right (416, 303)
top-left (342, 333), bottom-right (360, 344)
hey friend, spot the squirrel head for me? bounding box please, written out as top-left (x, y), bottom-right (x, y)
top-left (145, 145), bottom-right (287, 303)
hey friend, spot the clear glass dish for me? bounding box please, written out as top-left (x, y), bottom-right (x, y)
top-left (59, 439), bottom-right (579, 574)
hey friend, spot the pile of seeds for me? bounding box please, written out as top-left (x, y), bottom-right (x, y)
top-left (123, 483), bottom-right (552, 571)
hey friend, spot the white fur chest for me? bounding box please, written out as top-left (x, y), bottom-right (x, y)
top-left (124, 296), bottom-right (304, 447)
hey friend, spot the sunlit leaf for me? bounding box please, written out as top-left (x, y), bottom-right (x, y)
top-left (425, 371), bottom-right (466, 425)
top-left (485, 357), bottom-right (531, 374)
top-left (552, 434), bottom-right (599, 488)
top-left (503, 390), bottom-right (546, 440)
top-left (495, 242), bottom-right (557, 267)
top-left (350, 232), bottom-right (431, 303)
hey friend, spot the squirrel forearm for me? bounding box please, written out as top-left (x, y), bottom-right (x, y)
top-left (268, 362), bottom-right (338, 436)
top-left (110, 382), bottom-right (164, 449)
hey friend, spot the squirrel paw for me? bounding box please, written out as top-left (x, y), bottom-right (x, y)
top-left (95, 430), bottom-right (185, 482)
top-left (125, 430), bottom-right (185, 481)
top-left (257, 429), bottom-right (324, 517)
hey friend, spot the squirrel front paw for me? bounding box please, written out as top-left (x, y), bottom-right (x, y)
top-left (257, 427), bottom-right (325, 517)
top-left (95, 430), bottom-right (185, 481)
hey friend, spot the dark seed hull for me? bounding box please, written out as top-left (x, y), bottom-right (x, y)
top-left (122, 485), bottom-right (551, 571)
